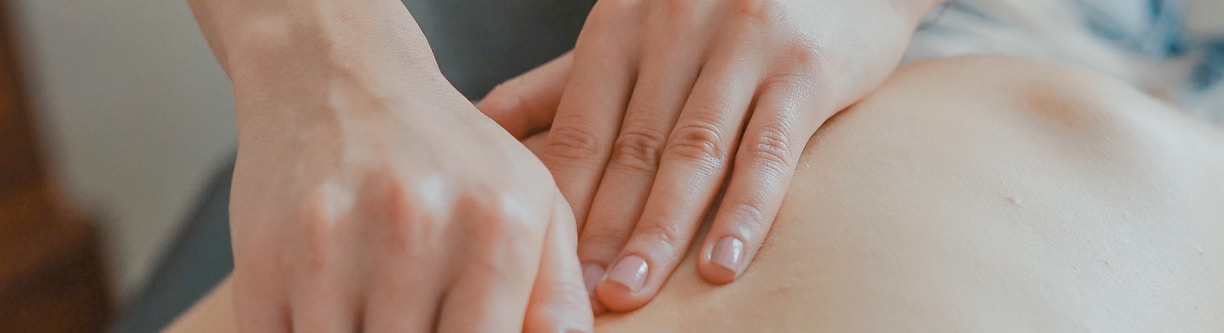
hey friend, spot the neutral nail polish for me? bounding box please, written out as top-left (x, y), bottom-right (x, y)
top-left (605, 255), bottom-right (649, 292)
top-left (710, 236), bottom-right (745, 274)
top-left (581, 264), bottom-right (604, 295)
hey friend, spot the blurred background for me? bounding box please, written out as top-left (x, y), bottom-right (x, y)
top-left (0, 0), bottom-right (1221, 331)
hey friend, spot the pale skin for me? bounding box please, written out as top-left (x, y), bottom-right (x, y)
top-left (187, 0), bottom-right (943, 330)
top-left (189, 0), bottom-right (589, 331)
top-left (169, 56), bottom-right (1224, 332)
top-left (479, 0), bottom-right (944, 313)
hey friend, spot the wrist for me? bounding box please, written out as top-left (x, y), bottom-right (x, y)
top-left (190, 0), bottom-right (446, 90)
top-left (194, 0), bottom-right (458, 135)
top-left (225, 3), bottom-right (442, 79)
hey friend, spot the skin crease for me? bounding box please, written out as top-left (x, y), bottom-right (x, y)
top-left (187, 0), bottom-right (592, 331)
top-left (478, 0), bottom-right (947, 314)
top-left (168, 56), bottom-right (1224, 332)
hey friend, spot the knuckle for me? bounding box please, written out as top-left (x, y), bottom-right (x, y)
top-left (545, 123), bottom-right (605, 161)
top-left (382, 176), bottom-right (421, 221)
top-left (745, 122), bottom-right (795, 172)
top-left (732, 0), bottom-right (777, 22)
top-left (381, 178), bottom-right (445, 253)
top-left (470, 192), bottom-right (537, 241)
top-left (666, 121), bottom-right (727, 167)
top-left (729, 200), bottom-right (770, 232)
top-left (776, 42), bottom-right (826, 77)
top-left (299, 190), bottom-right (342, 245)
top-left (468, 196), bottom-right (540, 273)
top-left (610, 129), bottom-right (666, 173)
top-left (637, 219), bottom-right (687, 256)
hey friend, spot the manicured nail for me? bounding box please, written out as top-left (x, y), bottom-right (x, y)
top-left (581, 264), bottom-right (604, 295)
top-left (710, 236), bottom-right (745, 274)
top-left (604, 255), bottom-right (648, 292)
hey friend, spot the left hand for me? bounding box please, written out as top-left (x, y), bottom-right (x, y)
top-left (479, 0), bottom-right (940, 312)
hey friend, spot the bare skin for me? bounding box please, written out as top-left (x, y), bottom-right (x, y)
top-left (168, 56), bottom-right (1224, 332)
top-left (477, 0), bottom-right (943, 313)
top-left (188, 0), bottom-right (943, 328)
top-left (188, 0), bottom-right (591, 330)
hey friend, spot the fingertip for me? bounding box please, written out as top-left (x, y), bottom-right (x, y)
top-left (593, 254), bottom-right (654, 312)
top-left (698, 235), bottom-right (745, 285)
top-left (594, 278), bottom-right (641, 312)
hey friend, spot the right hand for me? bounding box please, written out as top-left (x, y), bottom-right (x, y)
top-left (222, 7), bottom-right (592, 330)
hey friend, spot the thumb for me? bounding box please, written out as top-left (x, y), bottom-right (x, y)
top-left (477, 51), bottom-right (573, 139)
top-left (523, 192), bottom-right (593, 333)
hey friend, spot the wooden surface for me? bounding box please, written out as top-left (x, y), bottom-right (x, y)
top-left (0, 0), bottom-right (112, 331)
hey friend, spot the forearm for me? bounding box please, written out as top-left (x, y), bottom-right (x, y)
top-left (186, 0), bottom-right (456, 137)
top-left (188, 0), bottom-right (439, 74)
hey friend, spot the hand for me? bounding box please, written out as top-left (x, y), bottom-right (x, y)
top-left (230, 83), bottom-right (592, 332)
top-left (212, 2), bottom-right (593, 331)
top-left (479, 0), bottom-right (940, 312)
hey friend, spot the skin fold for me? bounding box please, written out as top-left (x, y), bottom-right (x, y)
top-left (168, 56), bottom-right (1224, 332)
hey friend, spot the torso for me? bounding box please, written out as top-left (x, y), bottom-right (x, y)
top-left (593, 56), bottom-right (1224, 332)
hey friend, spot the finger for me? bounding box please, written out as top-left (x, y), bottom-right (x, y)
top-left (231, 268), bottom-right (290, 333)
top-left (524, 195), bottom-right (594, 333)
top-left (436, 196), bottom-right (548, 332)
top-left (576, 7), bottom-right (704, 309)
top-left (288, 263), bottom-right (363, 333)
top-left (362, 218), bottom-right (449, 332)
top-left (542, 0), bottom-right (644, 232)
top-left (283, 219), bottom-right (364, 333)
top-left (477, 52), bottom-right (574, 139)
top-left (595, 57), bottom-right (760, 312)
top-left (699, 83), bottom-right (820, 284)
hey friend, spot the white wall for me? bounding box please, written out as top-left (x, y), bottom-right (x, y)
top-left (12, 0), bottom-right (237, 300)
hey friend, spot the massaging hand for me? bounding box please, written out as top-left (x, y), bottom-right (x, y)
top-left (214, 2), bottom-right (593, 330)
top-left (230, 85), bottom-right (593, 332)
top-left (479, 0), bottom-right (937, 311)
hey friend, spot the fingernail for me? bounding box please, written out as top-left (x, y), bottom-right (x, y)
top-left (581, 264), bottom-right (604, 295)
top-left (604, 255), bottom-right (649, 292)
top-left (710, 237), bottom-right (745, 274)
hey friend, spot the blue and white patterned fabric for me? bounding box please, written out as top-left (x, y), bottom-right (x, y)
top-left (908, 0), bottom-right (1224, 124)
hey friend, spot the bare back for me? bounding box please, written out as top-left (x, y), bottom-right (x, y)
top-left (169, 56), bottom-right (1224, 332)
